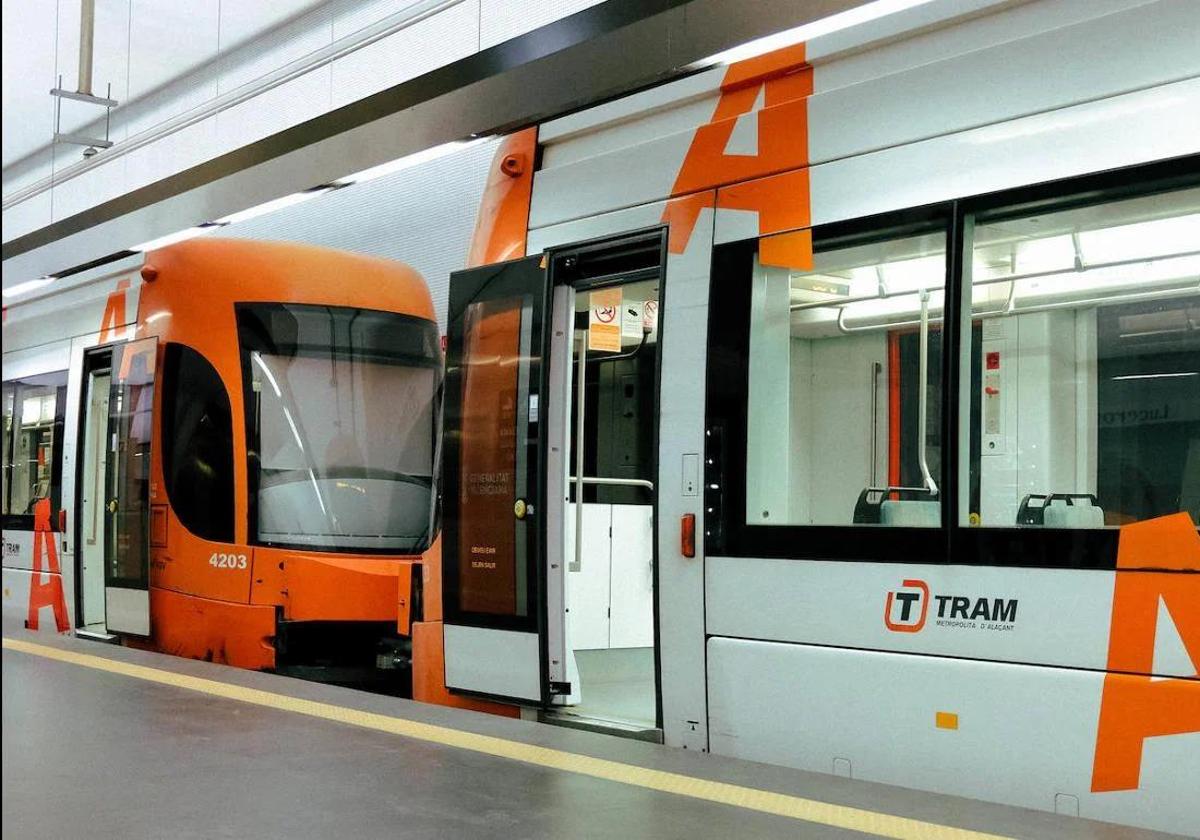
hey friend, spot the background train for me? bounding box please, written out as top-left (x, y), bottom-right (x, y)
top-left (4, 0), bottom-right (1198, 834)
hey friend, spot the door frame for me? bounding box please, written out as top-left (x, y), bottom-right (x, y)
top-left (544, 225), bottom-right (668, 729)
top-left (73, 345), bottom-right (115, 631)
top-left (441, 225), bottom-right (668, 714)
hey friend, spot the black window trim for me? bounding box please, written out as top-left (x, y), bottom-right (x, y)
top-left (2, 370), bottom-right (69, 532)
top-left (705, 152), bottom-right (1200, 570)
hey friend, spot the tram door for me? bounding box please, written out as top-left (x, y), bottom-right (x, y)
top-left (442, 255), bottom-right (555, 703)
top-left (76, 349), bottom-right (112, 635)
top-left (443, 231), bottom-right (665, 734)
top-left (103, 338), bottom-right (156, 636)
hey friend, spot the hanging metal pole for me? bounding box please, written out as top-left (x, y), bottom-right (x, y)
top-left (917, 289), bottom-right (938, 496)
top-left (78, 0), bottom-right (96, 96)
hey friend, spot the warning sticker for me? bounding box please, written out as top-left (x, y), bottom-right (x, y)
top-left (622, 301), bottom-right (644, 339)
top-left (588, 288), bottom-right (622, 353)
top-left (642, 299), bottom-right (658, 334)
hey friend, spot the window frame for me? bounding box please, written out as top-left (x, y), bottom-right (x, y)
top-left (704, 153), bottom-right (1200, 569)
top-left (705, 204), bottom-right (953, 564)
top-left (1, 370), bottom-right (68, 532)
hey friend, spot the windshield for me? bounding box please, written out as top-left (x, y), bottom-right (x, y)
top-left (238, 303), bottom-right (441, 552)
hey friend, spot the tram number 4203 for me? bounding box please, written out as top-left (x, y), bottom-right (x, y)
top-left (209, 552), bottom-right (248, 570)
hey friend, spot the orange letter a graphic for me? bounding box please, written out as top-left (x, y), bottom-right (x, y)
top-left (1091, 513), bottom-right (1200, 792)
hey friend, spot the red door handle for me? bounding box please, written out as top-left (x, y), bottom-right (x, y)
top-left (681, 513), bottom-right (696, 558)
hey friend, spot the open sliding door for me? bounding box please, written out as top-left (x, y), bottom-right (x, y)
top-left (442, 255), bottom-right (556, 704)
top-left (103, 337), bottom-right (157, 637)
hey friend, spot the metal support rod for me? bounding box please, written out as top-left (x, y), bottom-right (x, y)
top-left (917, 289), bottom-right (938, 496)
top-left (572, 333), bottom-right (587, 573)
top-left (78, 0), bottom-right (96, 96)
top-left (869, 361), bottom-right (881, 487)
top-left (569, 476), bottom-right (654, 491)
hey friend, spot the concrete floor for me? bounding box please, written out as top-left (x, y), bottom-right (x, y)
top-left (2, 625), bottom-right (1186, 840)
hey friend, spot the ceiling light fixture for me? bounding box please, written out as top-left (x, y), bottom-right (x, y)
top-left (130, 223), bottom-right (225, 253)
top-left (332, 139), bottom-right (488, 187)
top-left (694, 0), bottom-right (935, 68)
top-left (2, 276), bottom-right (56, 299)
top-left (213, 187), bottom-right (335, 226)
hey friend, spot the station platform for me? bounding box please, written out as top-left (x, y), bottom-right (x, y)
top-left (2, 623), bottom-right (1186, 840)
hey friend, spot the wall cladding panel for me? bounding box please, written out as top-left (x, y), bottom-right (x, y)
top-left (2, 0), bottom-right (58, 166)
top-left (215, 66), bottom-right (333, 154)
top-left (217, 2), bottom-right (333, 93)
top-left (478, 0), bottom-right (606, 49)
top-left (332, 0), bottom-right (426, 37)
top-left (220, 137), bottom-right (499, 329)
top-left (330, 0), bottom-right (480, 108)
top-left (123, 116), bottom-right (221, 194)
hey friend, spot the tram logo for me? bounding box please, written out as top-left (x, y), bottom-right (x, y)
top-left (884, 579), bottom-right (929, 632)
top-left (884, 579), bottom-right (1019, 633)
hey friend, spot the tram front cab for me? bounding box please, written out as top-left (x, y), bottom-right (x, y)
top-left (102, 238), bottom-right (442, 692)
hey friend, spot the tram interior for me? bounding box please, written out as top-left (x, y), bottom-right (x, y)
top-left (747, 187), bottom-right (1200, 529)
top-left (558, 279), bottom-right (660, 734)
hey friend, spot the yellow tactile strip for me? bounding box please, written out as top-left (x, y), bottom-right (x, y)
top-left (4, 636), bottom-right (1016, 840)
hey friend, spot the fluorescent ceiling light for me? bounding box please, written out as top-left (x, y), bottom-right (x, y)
top-left (131, 224), bottom-right (223, 253)
top-left (1111, 372), bottom-right (1198, 381)
top-left (3, 276), bottom-right (56, 299)
top-left (880, 254), bottom-right (944, 293)
top-left (333, 139), bottom-right (487, 186)
top-left (1078, 213), bottom-right (1200, 266)
top-left (695, 0), bottom-right (935, 68)
top-left (213, 188), bottom-right (333, 226)
top-left (1015, 234), bottom-right (1075, 275)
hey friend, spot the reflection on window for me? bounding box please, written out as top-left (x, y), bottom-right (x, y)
top-left (966, 186), bottom-right (1200, 528)
top-left (239, 304), bottom-right (441, 552)
top-left (745, 229), bottom-right (946, 527)
top-left (2, 372), bottom-right (67, 521)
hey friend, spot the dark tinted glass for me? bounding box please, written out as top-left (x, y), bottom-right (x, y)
top-left (161, 344), bottom-right (234, 541)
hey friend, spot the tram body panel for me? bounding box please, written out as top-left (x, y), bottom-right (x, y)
top-left (517, 0), bottom-right (1200, 830)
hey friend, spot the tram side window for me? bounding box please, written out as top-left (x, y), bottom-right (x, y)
top-left (744, 227), bottom-right (947, 527)
top-left (965, 185), bottom-right (1200, 528)
top-left (161, 344), bottom-right (235, 542)
top-left (1, 372), bottom-right (68, 526)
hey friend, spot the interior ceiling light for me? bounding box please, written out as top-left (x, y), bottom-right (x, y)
top-left (332, 139), bottom-right (488, 186)
top-left (1077, 213), bottom-right (1200, 266)
top-left (213, 187), bottom-right (334, 226)
top-left (130, 223), bottom-right (225, 253)
top-left (694, 0), bottom-right (935, 68)
top-left (2, 276), bottom-right (56, 299)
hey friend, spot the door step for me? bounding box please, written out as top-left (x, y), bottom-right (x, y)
top-left (539, 709), bottom-right (663, 743)
top-left (75, 628), bottom-right (119, 644)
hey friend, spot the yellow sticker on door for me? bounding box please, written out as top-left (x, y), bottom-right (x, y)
top-left (588, 288), bottom-right (622, 353)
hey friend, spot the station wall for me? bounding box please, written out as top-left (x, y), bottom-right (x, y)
top-left (1, 0), bottom-right (605, 241)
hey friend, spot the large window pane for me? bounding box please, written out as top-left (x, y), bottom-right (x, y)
top-left (965, 185), bottom-right (1200, 528)
top-left (2, 372), bottom-right (67, 521)
top-left (745, 228), bottom-right (946, 527)
top-left (239, 304), bottom-right (441, 552)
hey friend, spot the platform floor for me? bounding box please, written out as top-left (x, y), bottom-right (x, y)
top-left (1, 625), bottom-right (1185, 840)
